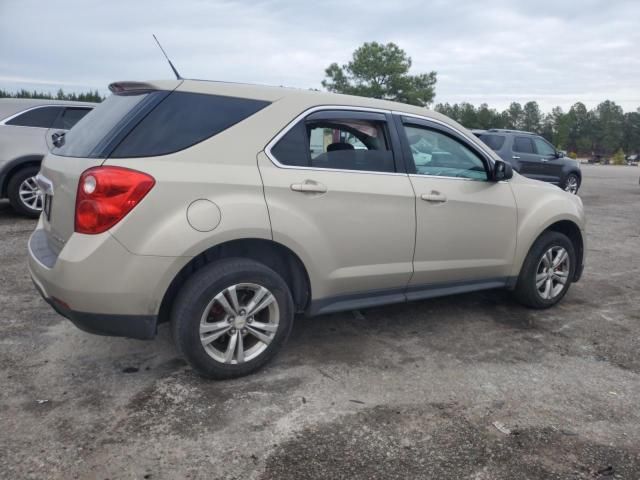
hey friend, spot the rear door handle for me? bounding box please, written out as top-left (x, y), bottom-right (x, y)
top-left (420, 192), bottom-right (447, 203)
top-left (512, 156), bottom-right (521, 160)
top-left (290, 181), bottom-right (327, 194)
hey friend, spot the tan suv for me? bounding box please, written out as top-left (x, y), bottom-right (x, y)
top-left (28, 80), bottom-right (586, 379)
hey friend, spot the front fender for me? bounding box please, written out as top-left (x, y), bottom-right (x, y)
top-left (509, 178), bottom-right (585, 277)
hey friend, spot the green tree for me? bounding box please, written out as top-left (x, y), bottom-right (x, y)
top-left (322, 42), bottom-right (437, 107)
top-left (592, 100), bottom-right (624, 155)
top-left (506, 102), bottom-right (524, 129)
top-left (623, 110), bottom-right (640, 154)
top-left (522, 101), bottom-right (542, 133)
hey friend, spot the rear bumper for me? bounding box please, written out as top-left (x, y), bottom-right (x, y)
top-left (32, 279), bottom-right (157, 339)
top-left (28, 225), bottom-right (186, 340)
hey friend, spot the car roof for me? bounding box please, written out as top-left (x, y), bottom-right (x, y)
top-left (0, 98), bottom-right (95, 122)
top-left (110, 78), bottom-right (467, 132)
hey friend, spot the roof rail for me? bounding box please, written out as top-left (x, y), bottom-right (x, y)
top-left (487, 128), bottom-right (535, 135)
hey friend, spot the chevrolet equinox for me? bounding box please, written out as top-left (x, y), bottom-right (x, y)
top-left (29, 80), bottom-right (586, 379)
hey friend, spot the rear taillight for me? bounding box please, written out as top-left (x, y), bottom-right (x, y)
top-left (75, 166), bottom-right (155, 234)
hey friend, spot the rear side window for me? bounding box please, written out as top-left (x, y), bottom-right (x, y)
top-left (270, 113), bottom-right (395, 173)
top-left (56, 107), bottom-right (92, 130)
top-left (53, 91), bottom-right (270, 159)
top-left (513, 136), bottom-right (535, 153)
top-left (6, 106), bottom-right (63, 128)
top-left (478, 134), bottom-right (505, 151)
top-left (111, 92), bottom-right (270, 158)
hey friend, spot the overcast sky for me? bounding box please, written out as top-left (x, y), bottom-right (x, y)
top-left (1, 0), bottom-right (639, 111)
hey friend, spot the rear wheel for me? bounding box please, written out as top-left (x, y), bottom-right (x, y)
top-left (562, 173), bottom-right (580, 194)
top-left (171, 258), bottom-right (294, 379)
top-left (513, 231), bottom-right (576, 309)
top-left (7, 166), bottom-right (42, 218)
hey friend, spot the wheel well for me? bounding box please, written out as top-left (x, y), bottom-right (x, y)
top-left (157, 238), bottom-right (311, 324)
top-left (1, 157), bottom-right (42, 197)
top-left (545, 220), bottom-right (583, 277)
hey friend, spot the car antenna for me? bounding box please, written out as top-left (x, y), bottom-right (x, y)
top-left (152, 34), bottom-right (182, 80)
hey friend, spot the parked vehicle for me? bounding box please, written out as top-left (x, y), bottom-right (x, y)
top-left (0, 99), bottom-right (94, 216)
top-left (29, 80), bottom-right (586, 379)
top-left (472, 129), bottom-right (582, 194)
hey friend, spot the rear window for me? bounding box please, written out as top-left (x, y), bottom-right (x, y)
top-left (477, 134), bottom-right (505, 151)
top-left (53, 91), bottom-right (270, 158)
top-left (6, 106), bottom-right (63, 128)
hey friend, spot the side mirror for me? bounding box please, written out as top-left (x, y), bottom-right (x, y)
top-left (494, 160), bottom-right (513, 181)
top-left (556, 150), bottom-right (565, 158)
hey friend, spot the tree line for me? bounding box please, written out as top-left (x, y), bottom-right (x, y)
top-left (434, 100), bottom-right (640, 157)
top-left (323, 42), bottom-right (639, 158)
top-left (0, 88), bottom-right (104, 103)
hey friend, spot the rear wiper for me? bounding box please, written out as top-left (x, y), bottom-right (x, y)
top-left (52, 131), bottom-right (66, 148)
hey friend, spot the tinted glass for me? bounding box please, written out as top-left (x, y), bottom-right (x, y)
top-left (513, 136), bottom-right (535, 153)
top-left (478, 134), bottom-right (506, 151)
top-left (533, 137), bottom-right (556, 156)
top-left (59, 107), bottom-right (92, 130)
top-left (271, 116), bottom-right (396, 173)
top-left (270, 121), bottom-right (309, 167)
top-left (6, 106), bottom-right (63, 128)
top-left (404, 125), bottom-right (487, 180)
top-left (53, 92), bottom-right (158, 158)
top-left (111, 92), bottom-right (270, 158)
top-left (307, 119), bottom-right (394, 172)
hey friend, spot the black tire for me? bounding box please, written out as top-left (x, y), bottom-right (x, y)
top-left (171, 258), bottom-right (294, 379)
top-left (7, 165), bottom-right (42, 218)
top-left (562, 173), bottom-right (580, 194)
top-left (512, 231), bottom-right (576, 309)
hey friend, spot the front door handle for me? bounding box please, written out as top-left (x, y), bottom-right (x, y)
top-left (512, 155), bottom-right (521, 160)
top-left (421, 192), bottom-right (447, 203)
top-left (290, 181), bottom-right (327, 194)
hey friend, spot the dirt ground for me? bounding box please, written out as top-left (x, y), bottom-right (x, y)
top-left (1, 165), bottom-right (639, 479)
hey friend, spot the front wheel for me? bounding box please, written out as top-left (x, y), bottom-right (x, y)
top-left (7, 166), bottom-right (43, 218)
top-left (512, 231), bottom-right (576, 309)
top-left (171, 258), bottom-right (294, 379)
top-left (562, 173), bottom-right (580, 194)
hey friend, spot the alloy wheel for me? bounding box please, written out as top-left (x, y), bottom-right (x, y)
top-left (18, 176), bottom-right (44, 212)
top-left (199, 283), bottom-right (279, 364)
top-left (564, 176), bottom-right (579, 194)
top-left (535, 246), bottom-right (570, 300)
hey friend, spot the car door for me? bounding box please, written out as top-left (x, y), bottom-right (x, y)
top-left (258, 108), bottom-right (416, 307)
top-left (532, 136), bottom-right (563, 184)
top-left (395, 115), bottom-right (517, 295)
top-left (511, 135), bottom-right (543, 180)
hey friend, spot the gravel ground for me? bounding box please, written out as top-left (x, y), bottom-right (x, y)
top-left (1, 165), bottom-right (639, 479)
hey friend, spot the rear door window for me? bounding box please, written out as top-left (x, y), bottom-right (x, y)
top-left (270, 112), bottom-right (396, 173)
top-left (6, 106), bottom-right (63, 128)
top-left (477, 134), bottom-right (505, 151)
top-left (513, 136), bottom-right (535, 154)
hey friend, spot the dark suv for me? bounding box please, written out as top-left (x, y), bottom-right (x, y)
top-left (473, 129), bottom-right (582, 194)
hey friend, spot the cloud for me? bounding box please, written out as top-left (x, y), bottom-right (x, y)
top-left (0, 0), bottom-right (638, 111)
